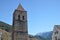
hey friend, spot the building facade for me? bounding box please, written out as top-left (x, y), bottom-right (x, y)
top-left (12, 4), bottom-right (28, 40)
top-left (52, 25), bottom-right (60, 40)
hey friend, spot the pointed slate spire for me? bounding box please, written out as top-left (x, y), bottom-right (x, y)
top-left (17, 4), bottom-right (25, 11)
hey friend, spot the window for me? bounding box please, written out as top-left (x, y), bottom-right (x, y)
top-left (55, 36), bottom-right (57, 40)
top-left (18, 15), bottom-right (20, 20)
top-left (56, 31), bottom-right (58, 34)
top-left (55, 31), bottom-right (58, 34)
top-left (22, 16), bottom-right (24, 20)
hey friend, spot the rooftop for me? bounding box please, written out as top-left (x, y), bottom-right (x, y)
top-left (17, 4), bottom-right (26, 11)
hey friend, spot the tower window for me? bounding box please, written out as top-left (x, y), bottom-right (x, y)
top-left (55, 31), bottom-right (58, 34)
top-left (22, 16), bottom-right (24, 20)
top-left (18, 15), bottom-right (20, 20)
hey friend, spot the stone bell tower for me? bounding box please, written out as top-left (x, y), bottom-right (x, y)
top-left (12, 4), bottom-right (28, 40)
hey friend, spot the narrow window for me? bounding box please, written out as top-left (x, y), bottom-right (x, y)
top-left (55, 31), bottom-right (58, 34)
top-left (56, 31), bottom-right (58, 34)
top-left (22, 16), bottom-right (24, 20)
top-left (55, 36), bottom-right (57, 40)
top-left (18, 15), bottom-right (20, 20)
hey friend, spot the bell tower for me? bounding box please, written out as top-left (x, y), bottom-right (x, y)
top-left (12, 4), bottom-right (28, 40)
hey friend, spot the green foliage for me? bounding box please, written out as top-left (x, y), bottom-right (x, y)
top-left (0, 21), bottom-right (12, 32)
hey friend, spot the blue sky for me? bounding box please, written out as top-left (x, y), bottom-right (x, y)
top-left (0, 0), bottom-right (60, 35)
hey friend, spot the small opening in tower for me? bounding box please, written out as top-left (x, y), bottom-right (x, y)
top-left (23, 16), bottom-right (24, 20)
top-left (18, 15), bottom-right (20, 20)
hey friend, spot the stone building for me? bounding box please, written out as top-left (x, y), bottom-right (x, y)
top-left (52, 25), bottom-right (60, 40)
top-left (12, 4), bottom-right (28, 40)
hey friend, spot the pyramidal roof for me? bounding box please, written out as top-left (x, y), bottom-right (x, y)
top-left (17, 4), bottom-right (25, 11)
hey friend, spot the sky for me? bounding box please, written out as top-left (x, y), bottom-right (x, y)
top-left (0, 0), bottom-right (60, 35)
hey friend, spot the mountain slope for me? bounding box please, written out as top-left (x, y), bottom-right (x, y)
top-left (35, 31), bottom-right (53, 40)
